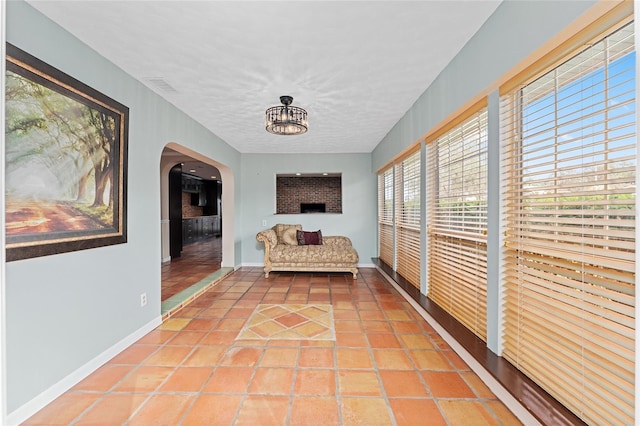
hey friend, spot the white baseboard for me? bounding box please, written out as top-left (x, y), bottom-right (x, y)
top-left (161, 256), bottom-right (171, 263)
top-left (375, 266), bottom-right (542, 426)
top-left (7, 316), bottom-right (162, 426)
top-left (240, 263), bottom-right (376, 269)
top-left (240, 262), bottom-right (264, 267)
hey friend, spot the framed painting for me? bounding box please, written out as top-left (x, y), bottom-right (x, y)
top-left (5, 43), bottom-right (128, 261)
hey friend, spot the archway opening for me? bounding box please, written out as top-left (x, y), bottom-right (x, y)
top-left (159, 143), bottom-right (235, 310)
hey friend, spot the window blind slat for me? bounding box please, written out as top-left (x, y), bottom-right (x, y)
top-left (506, 224), bottom-right (635, 240)
top-left (503, 262), bottom-right (635, 308)
top-left (504, 252), bottom-right (635, 288)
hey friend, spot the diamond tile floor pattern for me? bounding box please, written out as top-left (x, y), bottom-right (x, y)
top-left (238, 304), bottom-right (335, 341)
top-left (23, 268), bottom-right (523, 425)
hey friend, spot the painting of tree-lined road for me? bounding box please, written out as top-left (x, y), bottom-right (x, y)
top-left (5, 45), bottom-right (127, 260)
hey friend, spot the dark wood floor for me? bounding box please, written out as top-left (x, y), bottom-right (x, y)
top-left (161, 237), bottom-right (222, 301)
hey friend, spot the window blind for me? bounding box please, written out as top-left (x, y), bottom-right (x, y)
top-left (378, 166), bottom-right (394, 267)
top-left (501, 20), bottom-right (635, 425)
top-left (427, 108), bottom-right (488, 341)
top-left (395, 150), bottom-right (421, 289)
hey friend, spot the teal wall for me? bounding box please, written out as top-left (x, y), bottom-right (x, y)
top-left (372, 0), bottom-right (597, 168)
top-left (240, 153), bottom-right (376, 266)
top-left (5, 0), bottom-right (241, 414)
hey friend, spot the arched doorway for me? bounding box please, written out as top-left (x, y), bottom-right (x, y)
top-left (159, 143), bottom-right (235, 314)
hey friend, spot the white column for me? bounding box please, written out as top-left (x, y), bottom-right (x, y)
top-left (485, 90), bottom-right (502, 354)
top-left (420, 142), bottom-right (428, 295)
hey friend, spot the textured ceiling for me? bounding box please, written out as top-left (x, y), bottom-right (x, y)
top-left (27, 1), bottom-right (501, 154)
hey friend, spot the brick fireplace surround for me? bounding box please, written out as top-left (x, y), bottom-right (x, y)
top-left (276, 176), bottom-right (342, 214)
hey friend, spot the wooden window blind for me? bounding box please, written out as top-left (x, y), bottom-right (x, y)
top-left (427, 108), bottom-right (487, 341)
top-left (427, 108), bottom-right (488, 341)
top-left (501, 20), bottom-right (635, 425)
top-left (378, 166), bottom-right (394, 267)
top-left (394, 150), bottom-right (421, 289)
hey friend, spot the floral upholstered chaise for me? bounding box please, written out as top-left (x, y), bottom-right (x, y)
top-left (256, 224), bottom-right (359, 278)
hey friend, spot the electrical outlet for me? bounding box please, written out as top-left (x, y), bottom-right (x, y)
top-left (261, 219), bottom-right (267, 227)
top-left (140, 293), bottom-right (147, 307)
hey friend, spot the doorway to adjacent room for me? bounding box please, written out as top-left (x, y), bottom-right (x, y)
top-left (160, 144), bottom-right (233, 316)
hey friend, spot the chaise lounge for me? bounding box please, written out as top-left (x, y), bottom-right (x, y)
top-left (256, 223), bottom-right (359, 278)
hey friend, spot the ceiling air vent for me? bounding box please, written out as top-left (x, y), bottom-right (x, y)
top-left (144, 77), bottom-right (178, 93)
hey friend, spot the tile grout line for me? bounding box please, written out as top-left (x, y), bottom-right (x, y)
top-left (332, 285), bottom-right (344, 426)
top-left (284, 339), bottom-right (301, 426)
top-left (362, 285), bottom-right (399, 426)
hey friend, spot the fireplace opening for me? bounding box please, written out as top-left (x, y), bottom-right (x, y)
top-left (275, 174), bottom-right (342, 214)
top-left (301, 203), bottom-right (326, 213)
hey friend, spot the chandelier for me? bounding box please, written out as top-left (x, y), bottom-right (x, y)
top-left (265, 95), bottom-right (308, 135)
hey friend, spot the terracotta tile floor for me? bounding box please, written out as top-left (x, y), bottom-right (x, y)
top-left (161, 237), bottom-right (222, 301)
top-left (23, 268), bottom-right (523, 425)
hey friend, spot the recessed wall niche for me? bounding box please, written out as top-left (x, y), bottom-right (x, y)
top-left (276, 174), bottom-right (342, 214)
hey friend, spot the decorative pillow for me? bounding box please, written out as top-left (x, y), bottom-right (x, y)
top-left (296, 229), bottom-right (323, 245)
top-left (282, 227), bottom-right (299, 245)
top-left (274, 224), bottom-right (302, 244)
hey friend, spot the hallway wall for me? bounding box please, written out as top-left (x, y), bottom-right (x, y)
top-left (240, 153), bottom-right (376, 266)
top-left (5, 0), bottom-right (241, 417)
top-left (372, 0), bottom-right (598, 167)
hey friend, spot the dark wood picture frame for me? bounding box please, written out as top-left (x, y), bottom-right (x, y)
top-left (5, 43), bottom-right (128, 261)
